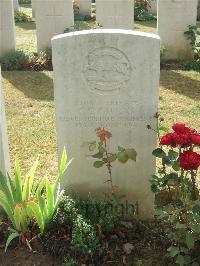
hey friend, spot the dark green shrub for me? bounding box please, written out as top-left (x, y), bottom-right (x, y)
top-left (19, 0), bottom-right (31, 4)
top-left (73, 195), bottom-right (118, 233)
top-left (1, 49), bottom-right (52, 71)
top-left (134, 0), bottom-right (156, 21)
top-left (184, 60), bottom-right (200, 72)
top-left (1, 50), bottom-right (32, 70)
top-left (42, 196), bottom-right (100, 258)
top-left (14, 11), bottom-right (31, 22)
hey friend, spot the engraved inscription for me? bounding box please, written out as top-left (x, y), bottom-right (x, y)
top-left (83, 47), bottom-right (131, 94)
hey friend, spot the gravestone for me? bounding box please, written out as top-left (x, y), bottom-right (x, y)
top-left (0, 0), bottom-right (16, 59)
top-left (13, 0), bottom-right (19, 10)
top-left (0, 66), bottom-right (10, 175)
top-left (52, 29), bottom-right (160, 219)
top-left (32, 0), bottom-right (36, 18)
top-left (158, 0), bottom-right (198, 60)
top-left (35, 0), bottom-right (74, 52)
top-left (76, 0), bottom-right (91, 17)
top-left (96, 0), bottom-right (134, 29)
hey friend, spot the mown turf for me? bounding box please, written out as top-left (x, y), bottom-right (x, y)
top-left (2, 70), bottom-right (200, 179)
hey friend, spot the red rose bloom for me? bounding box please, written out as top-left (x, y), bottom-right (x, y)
top-left (160, 133), bottom-right (177, 147)
top-left (179, 150), bottom-right (200, 171)
top-left (95, 128), bottom-right (112, 141)
top-left (191, 133), bottom-right (200, 146)
top-left (173, 132), bottom-right (191, 147)
top-left (172, 123), bottom-right (191, 134)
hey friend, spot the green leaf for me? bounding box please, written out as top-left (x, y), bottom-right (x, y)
top-left (152, 148), bottom-right (166, 158)
top-left (22, 160), bottom-right (38, 201)
top-left (46, 178), bottom-right (54, 218)
top-left (59, 147), bottom-right (67, 176)
top-left (177, 255), bottom-right (184, 266)
top-left (107, 153), bottom-right (117, 162)
top-left (151, 184), bottom-right (160, 193)
top-left (53, 148), bottom-right (72, 196)
top-left (192, 203), bottom-right (200, 214)
top-left (92, 152), bottom-right (103, 159)
top-left (190, 224), bottom-right (200, 233)
top-left (93, 161), bottom-right (104, 168)
top-left (14, 161), bottom-right (23, 202)
top-left (126, 148), bottom-right (137, 161)
top-left (168, 150), bottom-right (179, 160)
top-left (5, 231), bottom-right (19, 252)
top-left (0, 171), bottom-right (14, 209)
top-left (89, 141), bottom-right (97, 151)
top-left (159, 126), bottom-right (169, 132)
top-left (36, 178), bottom-right (46, 213)
top-left (118, 146), bottom-right (125, 152)
top-left (162, 156), bottom-right (172, 167)
top-left (167, 246), bottom-right (179, 257)
top-left (176, 223), bottom-right (186, 229)
top-left (186, 233), bottom-right (194, 249)
top-left (168, 172), bottom-right (179, 181)
top-left (27, 201), bottom-right (44, 233)
top-left (172, 160), bottom-right (180, 171)
top-left (117, 151), bottom-right (129, 163)
top-left (0, 192), bottom-right (15, 228)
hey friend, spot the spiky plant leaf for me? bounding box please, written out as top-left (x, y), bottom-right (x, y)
top-left (0, 171), bottom-right (14, 208)
top-left (22, 160), bottom-right (38, 201)
top-left (5, 231), bottom-right (19, 252)
top-left (14, 161), bottom-right (22, 202)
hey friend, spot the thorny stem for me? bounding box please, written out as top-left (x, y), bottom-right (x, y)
top-left (104, 139), bottom-right (115, 195)
top-left (191, 170), bottom-right (198, 200)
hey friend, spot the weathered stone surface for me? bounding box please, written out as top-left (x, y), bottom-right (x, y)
top-left (13, 0), bottom-right (19, 10)
top-left (158, 0), bottom-right (198, 60)
top-left (0, 0), bottom-right (16, 59)
top-left (96, 0), bottom-right (134, 29)
top-left (0, 66), bottom-right (10, 175)
top-left (52, 29), bottom-right (160, 219)
top-left (35, 0), bottom-right (74, 52)
top-left (32, 0), bottom-right (36, 18)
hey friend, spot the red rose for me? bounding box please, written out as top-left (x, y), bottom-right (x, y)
top-left (172, 123), bottom-right (191, 134)
top-left (160, 133), bottom-right (177, 147)
top-left (191, 133), bottom-right (200, 146)
top-left (95, 128), bottom-right (112, 141)
top-left (173, 132), bottom-right (191, 147)
top-left (179, 150), bottom-right (200, 171)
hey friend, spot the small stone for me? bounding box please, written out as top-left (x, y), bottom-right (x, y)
top-left (123, 243), bottom-right (134, 255)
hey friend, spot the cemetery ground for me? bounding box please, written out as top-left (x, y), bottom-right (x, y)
top-left (0, 6), bottom-right (200, 266)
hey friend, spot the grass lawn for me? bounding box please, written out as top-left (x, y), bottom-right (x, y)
top-left (2, 7), bottom-right (200, 179)
top-left (2, 70), bottom-right (200, 179)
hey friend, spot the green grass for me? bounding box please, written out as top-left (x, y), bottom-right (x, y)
top-left (2, 70), bottom-right (200, 178)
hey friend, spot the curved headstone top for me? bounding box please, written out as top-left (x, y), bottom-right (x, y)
top-left (52, 28), bottom-right (160, 41)
top-left (52, 29), bottom-right (160, 219)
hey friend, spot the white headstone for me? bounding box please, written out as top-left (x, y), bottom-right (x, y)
top-left (35, 0), bottom-right (74, 52)
top-left (0, 66), bottom-right (10, 175)
top-left (52, 29), bottom-right (160, 219)
top-left (32, 0), bottom-right (36, 18)
top-left (76, 0), bottom-right (91, 17)
top-left (0, 0), bottom-right (16, 59)
top-left (13, 0), bottom-right (19, 11)
top-left (158, 0), bottom-right (198, 60)
top-left (96, 0), bottom-right (134, 29)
